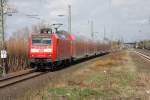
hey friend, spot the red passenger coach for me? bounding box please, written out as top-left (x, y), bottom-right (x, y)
top-left (28, 28), bottom-right (111, 69)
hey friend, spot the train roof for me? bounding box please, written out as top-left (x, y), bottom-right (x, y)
top-left (30, 30), bottom-right (110, 43)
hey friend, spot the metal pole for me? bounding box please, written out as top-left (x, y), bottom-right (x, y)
top-left (91, 20), bottom-right (94, 39)
top-left (104, 26), bottom-right (106, 40)
top-left (0, 0), bottom-right (6, 75)
top-left (68, 5), bottom-right (71, 33)
top-left (0, 0), bottom-right (4, 44)
top-left (0, 0), bottom-right (4, 48)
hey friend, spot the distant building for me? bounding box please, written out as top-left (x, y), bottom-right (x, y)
top-left (124, 42), bottom-right (136, 49)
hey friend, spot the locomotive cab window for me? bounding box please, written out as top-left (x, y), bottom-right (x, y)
top-left (32, 37), bottom-right (51, 46)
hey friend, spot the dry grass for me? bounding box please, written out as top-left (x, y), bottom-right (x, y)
top-left (95, 51), bottom-right (128, 67)
top-left (6, 38), bottom-right (29, 72)
top-left (20, 51), bottom-right (150, 100)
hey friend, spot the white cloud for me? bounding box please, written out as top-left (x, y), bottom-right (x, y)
top-left (5, 0), bottom-right (150, 41)
top-left (134, 19), bottom-right (150, 24)
top-left (111, 0), bottom-right (136, 6)
top-left (111, 0), bottom-right (127, 6)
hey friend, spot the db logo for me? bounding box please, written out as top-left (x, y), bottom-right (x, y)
top-left (39, 49), bottom-right (44, 52)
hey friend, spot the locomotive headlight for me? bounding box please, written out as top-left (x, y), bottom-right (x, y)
top-left (44, 49), bottom-right (52, 52)
top-left (31, 49), bottom-right (39, 53)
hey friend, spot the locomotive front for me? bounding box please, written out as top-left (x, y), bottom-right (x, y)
top-left (28, 29), bottom-right (54, 66)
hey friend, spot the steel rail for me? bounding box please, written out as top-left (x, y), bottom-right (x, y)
top-left (0, 69), bottom-right (47, 88)
top-left (134, 51), bottom-right (150, 62)
top-left (0, 69), bottom-right (36, 82)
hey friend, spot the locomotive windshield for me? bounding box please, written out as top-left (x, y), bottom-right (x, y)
top-left (32, 37), bottom-right (51, 46)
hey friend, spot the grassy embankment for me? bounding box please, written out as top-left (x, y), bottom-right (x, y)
top-left (22, 51), bottom-right (150, 100)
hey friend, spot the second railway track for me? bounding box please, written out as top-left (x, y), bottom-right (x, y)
top-left (134, 50), bottom-right (150, 62)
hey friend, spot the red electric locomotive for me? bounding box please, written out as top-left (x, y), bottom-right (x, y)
top-left (28, 28), bottom-right (111, 69)
top-left (28, 28), bottom-right (74, 68)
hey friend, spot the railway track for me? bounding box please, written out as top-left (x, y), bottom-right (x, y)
top-left (0, 53), bottom-right (108, 89)
top-left (0, 69), bottom-right (36, 82)
top-left (134, 50), bottom-right (150, 62)
top-left (0, 69), bottom-right (46, 88)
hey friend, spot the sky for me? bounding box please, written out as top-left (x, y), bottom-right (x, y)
top-left (5, 0), bottom-right (150, 42)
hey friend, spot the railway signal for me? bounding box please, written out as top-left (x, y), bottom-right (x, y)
top-left (1, 49), bottom-right (7, 59)
top-left (0, 49), bottom-right (7, 75)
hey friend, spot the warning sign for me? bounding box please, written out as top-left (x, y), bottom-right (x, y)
top-left (1, 50), bottom-right (7, 59)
